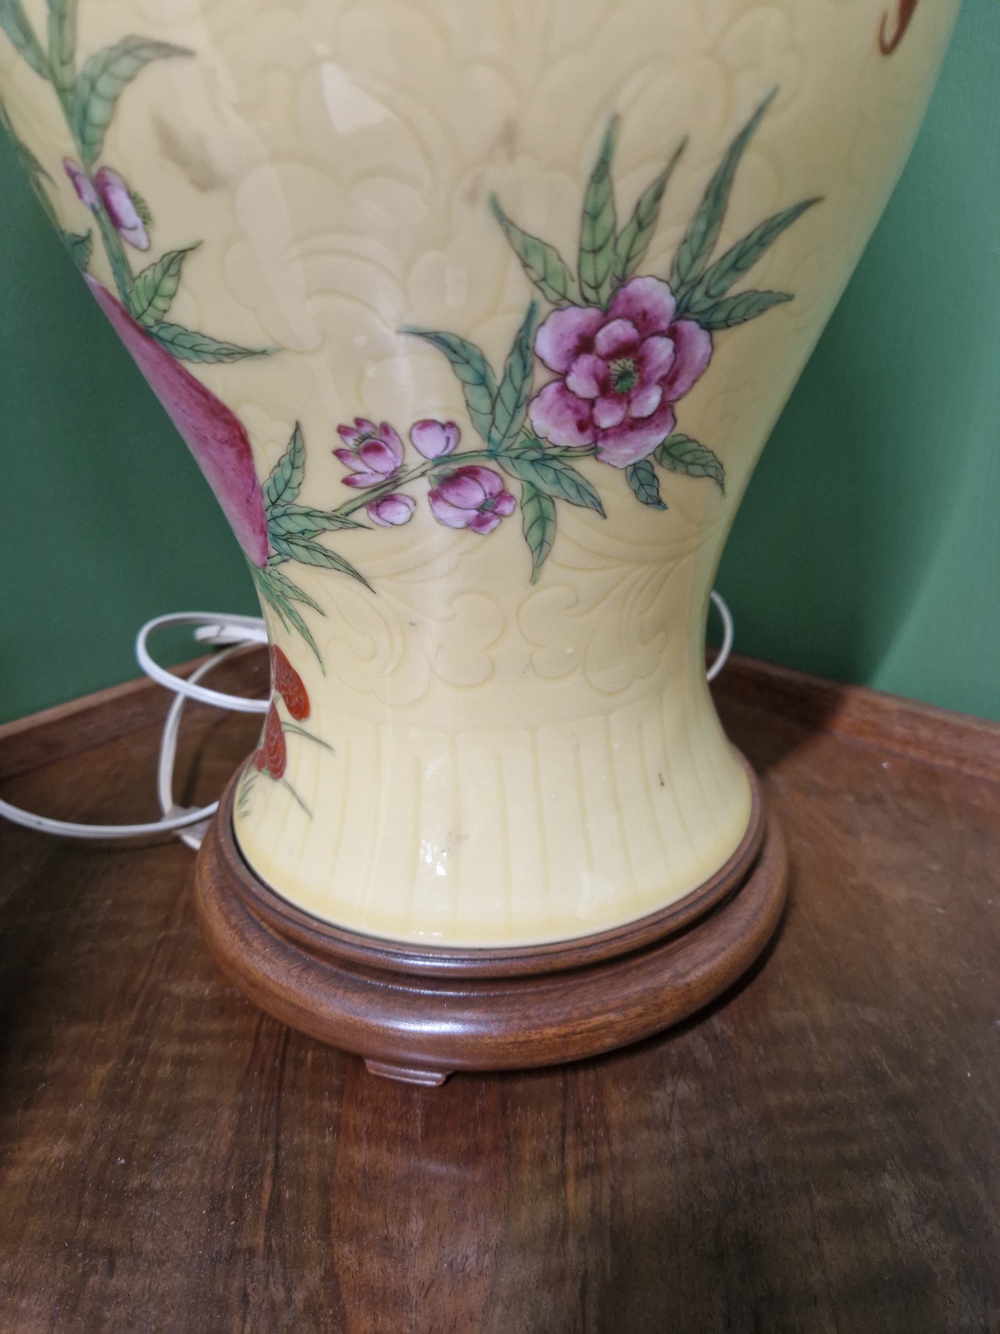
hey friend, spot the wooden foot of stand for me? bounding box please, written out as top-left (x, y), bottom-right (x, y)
top-left (194, 755), bottom-right (787, 1087)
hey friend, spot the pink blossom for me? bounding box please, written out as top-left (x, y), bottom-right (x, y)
top-left (428, 466), bottom-right (516, 535)
top-left (528, 276), bottom-right (713, 469)
top-left (63, 158), bottom-right (97, 208)
top-left (367, 494), bottom-right (416, 527)
top-left (63, 160), bottom-right (150, 250)
top-left (335, 418), bottom-right (404, 488)
top-left (85, 277), bottom-right (269, 567)
top-left (410, 419), bottom-right (459, 459)
top-left (94, 167), bottom-right (149, 250)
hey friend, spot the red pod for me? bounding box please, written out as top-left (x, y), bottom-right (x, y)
top-left (262, 703), bottom-right (287, 780)
top-left (252, 749), bottom-right (267, 772)
top-left (271, 646), bottom-right (310, 721)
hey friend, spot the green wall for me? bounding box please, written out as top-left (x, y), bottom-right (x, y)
top-left (1, 0), bottom-right (997, 725)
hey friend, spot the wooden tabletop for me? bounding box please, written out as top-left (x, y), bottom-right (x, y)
top-left (0, 653), bottom-right (997, 1333)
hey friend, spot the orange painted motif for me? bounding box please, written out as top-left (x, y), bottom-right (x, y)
top-left (879, 0), bottom-right (918, 55)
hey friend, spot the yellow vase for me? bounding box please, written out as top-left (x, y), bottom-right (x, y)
top-left (0, 0), bottom-right (958, 948)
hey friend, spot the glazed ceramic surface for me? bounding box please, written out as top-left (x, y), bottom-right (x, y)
top-left (0, 0), bottom-right (957, 946)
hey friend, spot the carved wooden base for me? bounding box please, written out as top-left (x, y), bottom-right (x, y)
top-left (193, 754), bottom-right (787, 1086)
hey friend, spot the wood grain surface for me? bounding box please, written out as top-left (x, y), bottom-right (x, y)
top-left (0, 655), bottom-right (998, 1331)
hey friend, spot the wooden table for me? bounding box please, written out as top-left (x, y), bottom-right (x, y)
top-left (0, 653), bottom-right (997, 1333)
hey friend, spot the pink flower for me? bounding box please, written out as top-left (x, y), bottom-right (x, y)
top-left (410, 419), bottom-right (459, 459)
top-left (85, 277), bottom-right (270, 567)
top-left (63, 160), bottom-right (150, 250)
top-left (367, 494), bottom-right (415, 527)
top-left (63, 158), bottom-right (98, 208)
top-left (335, 418), bottom-right (404, 488)
top-left (528, 276), bottom-right (713, 469)
top-left (94, 167), bottom-right (149, 250)
top-left (428, 466), bottom-right (516, 535)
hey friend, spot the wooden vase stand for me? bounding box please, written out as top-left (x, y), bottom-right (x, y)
top-left (193, 752), bottom-right (787, 1086)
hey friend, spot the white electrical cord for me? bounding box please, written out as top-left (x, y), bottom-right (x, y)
top-left (0, 593), bottom-right (734, 846)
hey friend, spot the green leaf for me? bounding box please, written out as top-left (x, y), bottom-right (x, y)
top-left (688, 289), bottom-right (793, 330)
top-left (401, 327), bottom-right (497, 446)
top-left (149, 321), bottom-right (272, 363)
top-left (0, 0), bottom-right (49, 78)
top-left (269, 535), bottom-right (373, 591)
top-left (613, 138), bottom-right (686, 288)
top-left (128, 244), bottom-right (198, 326)
top-left (578, 116), bottom-right (619, 308)
top-left (62, 228), bottom-right (92, 270)
top-left (46, 0), bottom-right (77, 95)
top-left (520, 482), bottom-right (556, 584)
top-left (670, 88), bottom-right (777, 296)
top-left (500, 446), bottom-right (605, 516)
top-left (655, 434), bottom-right (725, 493)
top-left (250, 565), bottom-right (323, 667)
top-left (679, 197), bottom-right (820, 314)
top-left (267, 505), bottom-right (365, 539)
top-left (262, 423), bottom-right (306, 513)
top-left (489, 195), bottom-right (579, 307)
top-left (624, 458), bottom-right (667, 510)
top-left (72, 36), bottom-right (192, 164)
top-left (489, 302), bottom-right (537, 454)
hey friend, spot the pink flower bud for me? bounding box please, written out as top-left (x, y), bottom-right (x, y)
top-left (367, 494), bottom-right (416, 527)
top-left (94, 168), bottom-right (150, 251)
top-left (410, 419), bottom-right (460, 459)
top-left (63, 158), bottom-right (98, 208)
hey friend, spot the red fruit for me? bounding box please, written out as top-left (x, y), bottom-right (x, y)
top-left (252, 749), bottom-right (267, 771)
top-left (262, 703), bottom-right (287, 780)
top-left (271, 646), bottom-right (310, 720)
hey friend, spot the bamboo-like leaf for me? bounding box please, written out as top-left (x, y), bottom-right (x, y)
top-left (262, 423), bottom-right (305, 513)
top-left (46, 0), bottom-right (77, 95)
top-left (578, 116), bottom-right (619, 308)
top-left (263, 564), bottom-right (323, 613)
top-left (500, 447), bottom-right (605, 516)
top-left (149, 321), bottom-right (272, 363)
top-left (613, 138), bottom-right (686, 288)
top-left (0, 0), bottom-right (49, 78)
top-left (520, 482), bottom-right (556, 584)
top-left (625, 458), bottom-right (667, 510)
top-left (679, 197), bottom-right (821, 313)
top-left (270, 534), bottom-right (373, 591)
top-left (62, 228), bottom-right (92, 270)
top-left (251, 565), bottom-right (323, 666)
top-left (655, 434), bottom-right (725, 492)
top-left (670, 88), bottom-right (777, 295)
top-left (267, 505), bottom-right (365, 539)
top-left (688, 289), bottom-right (793, 330)
top-left (128, 244), bottom-right (198, 326)
top-left (401, 327), bottom-right (497, 446)
top-left (489, 302), bottom-right (537, 454)
top-left (72, 36), bottom-right (192, 164)
top-left (489, 195), bottom-right (579, 306)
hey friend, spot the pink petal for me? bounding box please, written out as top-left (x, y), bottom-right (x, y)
top-left (379, 422), bottom-right (405, 466)
top-left (628, 382), bottom-right (663, 419)
top-left (338, 418), bottom-right (376, 446)
top-left (528, 382), bottom-right (597, 449)
top-left (635, 335), bottom-right (676, 387)
top-left (368, 494), bottom-right (415, 526)
top-left (468, 511), bottom-right (501, 535)
top-left (95, 168), bottom-right (149, 251)
top-left (593, 394), bottom-right (628, 430)
top-left (436, 467), bottom-right (490, 509)
top-left (593, 319), bottom-right (641, 360)
top-left (358, 439), bottom-right (399, 476)
top-left (341, 471), bottom-right (383, 488)
top-left (661, 320), bottom-right (713, 401)
top-left (608, 276), bottom-right (677, 338)
top-left (428, 490), bottom-right (472, 529)
top-left (63, 158), bottom-right (97, 208)
top-left (566, 354), bottom-right (608, 401)
top-left (334, 447), bottom-right (358, 469)
top-left (534, 305), bottom-right (605, 374)
top-left (410, 419), bottom-right (459, 458)
top-left (85, 277), bottom-right (269, 567)
top-left (595, 400), bottom-right (676, 469)
top-left (493, 490), bottom-right (516, 518)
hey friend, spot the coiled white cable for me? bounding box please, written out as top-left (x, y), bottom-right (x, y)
top-left (0, 594), bottom-right (734, 845)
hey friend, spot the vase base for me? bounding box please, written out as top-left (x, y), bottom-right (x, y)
top-left (194, 754), bottom-right (787, 1086)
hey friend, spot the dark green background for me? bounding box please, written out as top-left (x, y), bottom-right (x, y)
top-left (1, 0), bottom-right (997, 725)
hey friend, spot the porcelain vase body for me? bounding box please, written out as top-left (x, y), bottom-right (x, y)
top-left (0, 0), bottom-right (957, 946)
